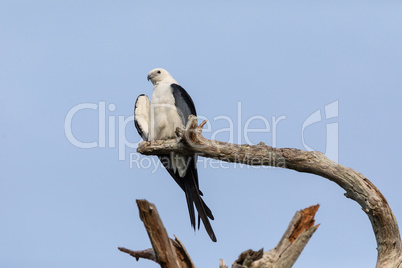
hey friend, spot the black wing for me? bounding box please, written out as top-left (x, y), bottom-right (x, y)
top-left (171, 84), bottom-right (197, 124)
top-left (168, 83), bottom-right (216, 242)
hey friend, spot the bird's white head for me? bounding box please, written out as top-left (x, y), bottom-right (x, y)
top-left (147, 68), bottom-right (173, 86)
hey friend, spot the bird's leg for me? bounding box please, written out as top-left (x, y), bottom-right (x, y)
top-left (175, 127), bottom-right (184, 139)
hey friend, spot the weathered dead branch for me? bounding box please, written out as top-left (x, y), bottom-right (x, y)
top-left (119, 200), bottom-right (195, 268)
top-left (137, 116), bottom-right (402, 268)
top-left (118, 247), bottom-right (156, 262)
top-left (244, 205), bottom-right (319, 268)
top-left (119, 200), bottom-right (318, 267)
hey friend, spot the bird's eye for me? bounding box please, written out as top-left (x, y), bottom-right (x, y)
top-left (157, 70), bottom-right (161, 74)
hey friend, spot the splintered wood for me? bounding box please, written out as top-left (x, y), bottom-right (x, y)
top-left (289, 205), bottom-right (320, 243)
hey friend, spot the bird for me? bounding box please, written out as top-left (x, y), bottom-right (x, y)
top-left (134, 68), bottom-right (217, 242)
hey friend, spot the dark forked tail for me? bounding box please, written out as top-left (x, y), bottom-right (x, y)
top-left (158, 155), bottom-right (216, 242)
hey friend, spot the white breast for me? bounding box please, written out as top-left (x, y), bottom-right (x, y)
top-left (149, 82), bottom-right (183, 141)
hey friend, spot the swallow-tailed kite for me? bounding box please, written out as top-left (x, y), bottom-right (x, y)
top-left (134, 68), bottom-right (216, 242)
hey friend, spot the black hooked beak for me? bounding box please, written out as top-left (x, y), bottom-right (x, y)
top-left (147, 74), bottom-right (151, 81)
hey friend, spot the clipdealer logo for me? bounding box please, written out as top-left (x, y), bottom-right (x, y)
top-left (64, 100), bottom-right (339, 169)
top-left (302, 100), bottom-right (339, 163)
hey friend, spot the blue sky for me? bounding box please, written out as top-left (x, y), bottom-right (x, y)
top-left (1, 1), bottom-right (402, 267)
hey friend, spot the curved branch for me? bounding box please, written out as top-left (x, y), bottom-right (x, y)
top-left (137, 116), bottom-right (402, 268)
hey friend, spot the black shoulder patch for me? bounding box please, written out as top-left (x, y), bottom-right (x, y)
top-left (171, 84), bottom-right (197, 125)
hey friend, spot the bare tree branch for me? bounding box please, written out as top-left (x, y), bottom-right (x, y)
top-left (118, 200), bottom-right (319, 268)
top-left (228, 205), bottom-right (319, 268)
top-left (137, 116), bottom-right (402, 268)
top-left (248, 205), bottom-right (319, 268)
top-left (171, 235), bottom-right (196, 268)
top-left (136, 199), bottom-right (180, 268)
top-left (120, 201), bottom-right (318, 268)
top-left (119, 200), bottom-right (195, 268)
top-left (219, 259), bottom-right (228, 268)
top-left (118, 247), bottom-right (156, 262)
